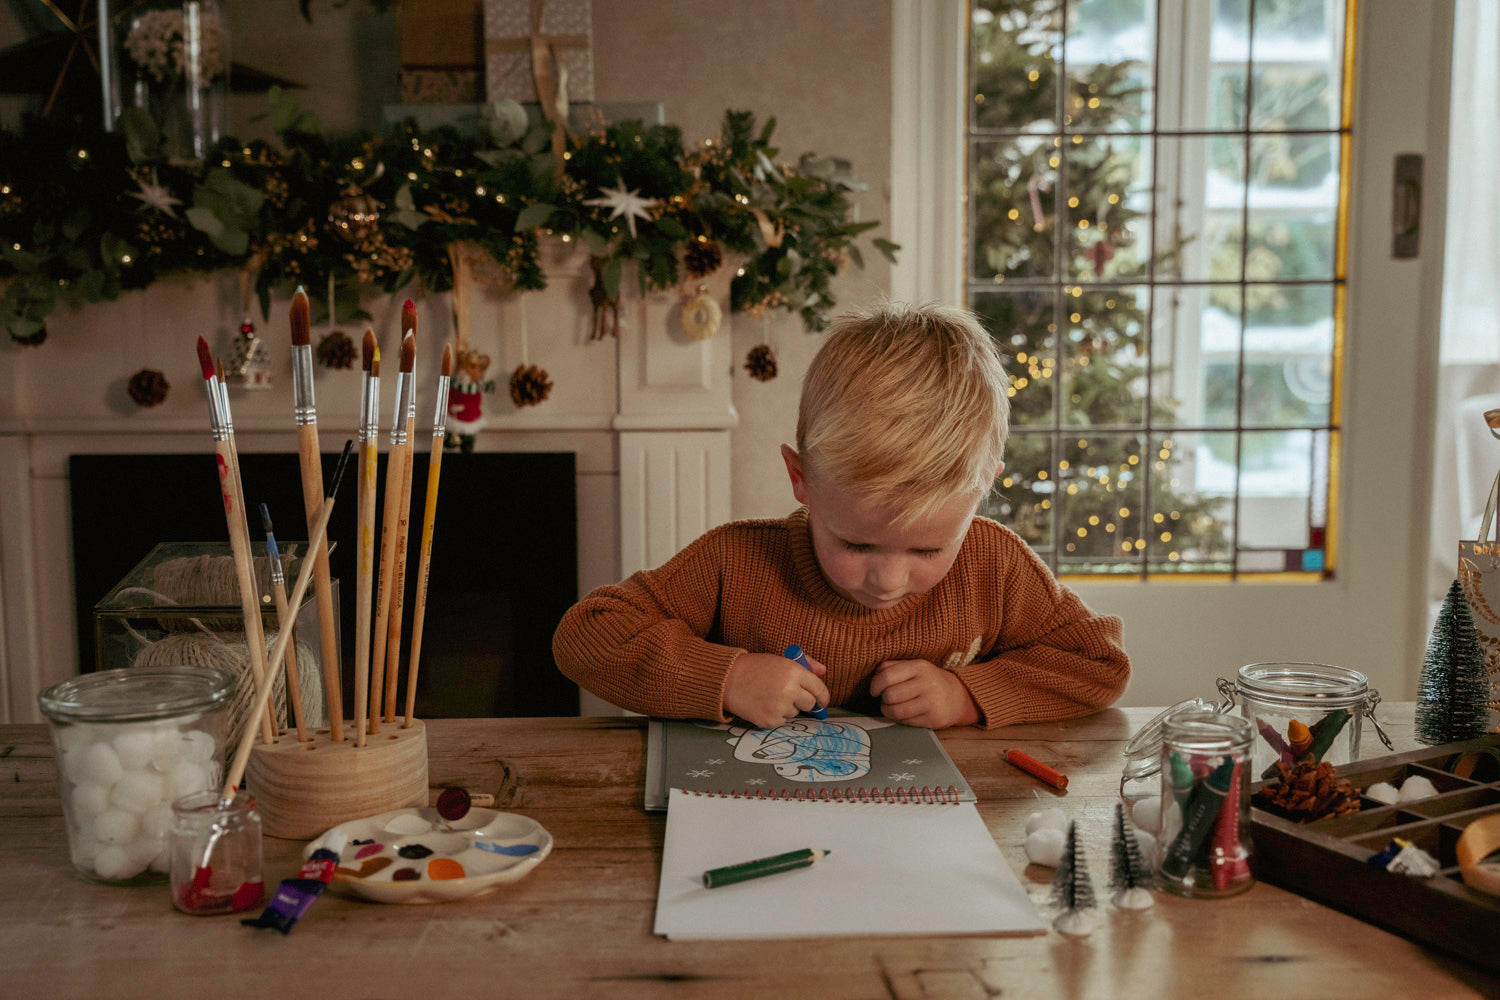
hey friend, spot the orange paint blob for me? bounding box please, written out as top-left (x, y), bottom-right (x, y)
top-left (427, 858), bottom-right (465, 880)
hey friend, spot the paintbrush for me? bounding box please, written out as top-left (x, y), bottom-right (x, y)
top-left (259, 503), bottom-right (309, 742)
top-left (188, 443), bottom-right (352, 908)
top-left (370, 304), bottom-right (416, 732)
top-left (198, 339), bottom-right (277, 745)
top-left (382, 308), bottom-right (419, 723)
top-left (354, 330), bottom-right (379, 747)
top-left (290, 287), bottom-right (345, 743)
top-left (404, 345), bottom-right (452, 727)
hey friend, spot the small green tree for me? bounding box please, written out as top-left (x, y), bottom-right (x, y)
top-left (1108, 802), bottom-right (1152, 894)
top-left (1415, 579), bottom-right (1492, 745)
top-left (1049, 821), bottom-right (1096, 913)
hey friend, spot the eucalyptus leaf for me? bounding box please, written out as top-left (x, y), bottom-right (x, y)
top-left (62, 210), bottom-right (90, 241)
top-left (873, 238), bottom-right (900, 263)
top-left (186, 206), bottom-right (225, 238)
top-left (516, 202), bottom-right (555, 231)
top-left (582, 229), bottom-right (610, 256)
top-left (117, 107), bottom-right (161, 163)
top-left (2, 246), bottom-right (41, 273)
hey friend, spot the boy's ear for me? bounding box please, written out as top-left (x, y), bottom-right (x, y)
top-left (995, 460), bottom-right (1005, 478)
top-left (781, 444), bottom-right (811, 505)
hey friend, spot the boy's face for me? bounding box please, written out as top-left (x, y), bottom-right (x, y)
top-left (781, 446), bottom-right (983, 610)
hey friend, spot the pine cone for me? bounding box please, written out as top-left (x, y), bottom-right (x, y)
top-left (508, 364), bottom-right (553, 407)
top-left (127, 368), bottom-right (171, 407)
top-left (317, 330), bottom-right (356, 369)
top-left (744, 344), bottom-right (778, 382)
top-left (684, 238), bottom-right (723, 278)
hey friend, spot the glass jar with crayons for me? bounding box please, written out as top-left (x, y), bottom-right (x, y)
top-left (1155, 711), bottom-right (1255, 898)
top-left (1218, 663), bottom-right (1390, 780)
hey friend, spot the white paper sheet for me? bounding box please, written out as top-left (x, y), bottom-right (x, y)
top-left (653, 788), bottom-right (1045, 940)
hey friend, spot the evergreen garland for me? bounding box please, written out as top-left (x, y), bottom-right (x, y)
top-left (1415, 578), bottom-right (1493, 745)
top-left (1049, 821), bottom-right (1096, 912)
top-left (0, 93), bottom-right (892, 345)
top-left (1108, 802), bottom-right (1152, 893)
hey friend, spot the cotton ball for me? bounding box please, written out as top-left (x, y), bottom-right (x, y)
top-left (93, 808), bottom-right (139, 845)
top-left (1025, 807), bottom-right (1069, 835)
top-left (1025, 827), bottom-right (1067, 867)
top-left (93, 844), bottom-right (148, 881)
top-left (1131, 794), bottom-right (1163, 833)
top-left (181, 729), bottom-right (216, 764)
top-left (70, 836), bottom-right (103, 870)
top-left (1160, 800), bottom-right (1183, 847)
top-left (65, 739), bottom-right (121, 786)
top-left (69, 783), bottom-right (111, 819)
top-left (138, 804), bottom-right (170, 842)
top-left (150, 728), bottom-right (192, 771)
top-left (1397, 775), bottom-right (1439, 802)
top-left (1134, 827), bottom-right (1158, 864)
top-left (168, 760), bottom-right (211, 799)
top-left (112, 726), bottom-right (158, 770)
top-left (55, 723), bottom-right (95, 756)
top-left (129, 829), bottom-right (168, 869)
top-left (149, 844), bottom-right (172, 875)
top-left (1364, 781), bottom-right (1399, 805)
top-left (110, 770), bottom-right (166, 813)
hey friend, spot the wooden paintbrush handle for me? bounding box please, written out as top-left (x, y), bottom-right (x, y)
top-left (271, 581), bottom-right (308, 741)
top-left (404, 443), bottom-right (443, 727)
top-left (370, 440), bottom-right (409, 734)
top-left (217, 440), bottom-right (278, 745)
top-left (353, 440), bottom-right (378, 747)
top-left (383, 423), bottom-right (418, 722)
top-left (297, 425), bottom-right (344, 743)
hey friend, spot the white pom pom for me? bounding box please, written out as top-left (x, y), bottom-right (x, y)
top-left (93, 844), bottom-right (148, 881)
top-left (72, 741), bottom-right (124, 787)
top-left (1397, 775), bottom-right (1439, 802)
top-left (169, 760), bottom-right (211, 799)
top-left (1131, 794), bottom-right (1163, 833)
top-left (128, 829), bottom-right (167, 868)
top-left (69, 783), bottom-right (110, 819)
top-left (1364, 781), bottom-right (1399, 805)
top-left (1160, 800), bottom-right (1183, 846)
top-left (70, 836), bottom-right (103, 869)
top-left (1025, 807), bottom-right (1069, 835)
top-left (110, 771), bottom-right (166, 813)
top-left (1025, 827), bottom-right (1067, 867)
top-left (93, 808), bottom-right (139, 844)
top-left (112, 727), bottom-right (157, 770)
top-left (56, 724), bottom-right (95, 756)
top-left (1134, 828), bottom-right (1158, 864)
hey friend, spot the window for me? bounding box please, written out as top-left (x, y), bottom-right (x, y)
top-left (967, 0), bottom-right (1351, 579)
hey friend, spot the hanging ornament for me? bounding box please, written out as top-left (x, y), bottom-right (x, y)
top-left (582, 182), bottom-right (659, 239)
top-left (327, 190), bottom-right (381, 243)
top-left (588, 256), bottom-right (620, 340)
top-left (680, 285), bottom-right (722, 341)
top-left (684, 236), bottom-right (723, 278)
top-left (508, 364), bottom-right (553, 408)
top-left (447, 349), bottom-right (494, 452)
top-left (127, 168), bottom-right (183, 218)
top-left (317, 330), bottom-right (355, 369)
top-left (744, 344), bottom-right (778, 382)
top-left (127, 368), bottom-right (170, 407)
top-left (1086, 237), bottom-right (1115, 278)
top-left (10, 322), bottom-right (46, 347)
top-left (229, 317), bottom-right (274, 389)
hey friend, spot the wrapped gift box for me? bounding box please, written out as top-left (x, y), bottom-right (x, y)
top-left (485, 0), bottom-right (594, 104)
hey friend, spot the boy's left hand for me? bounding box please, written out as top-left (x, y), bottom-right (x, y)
top-left (870, 659), bottom-right (981, 729)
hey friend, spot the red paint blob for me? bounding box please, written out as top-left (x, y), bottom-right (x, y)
top-left (436, 786), bottom-right (471, 822)
top-left (392, 867), bottom-right (420, 881)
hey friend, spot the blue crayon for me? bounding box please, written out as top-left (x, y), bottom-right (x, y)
top-left (784, 644), bottom-right (828, 720)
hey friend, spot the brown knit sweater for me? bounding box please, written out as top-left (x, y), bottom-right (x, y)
top-left (553, 509), bottom-right (1129, 729)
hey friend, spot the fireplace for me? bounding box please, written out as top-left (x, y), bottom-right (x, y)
top-left (69, 451), bottom-right (579, 717)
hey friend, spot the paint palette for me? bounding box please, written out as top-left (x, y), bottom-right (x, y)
top-left (305, 806), bottom-right (553, 904)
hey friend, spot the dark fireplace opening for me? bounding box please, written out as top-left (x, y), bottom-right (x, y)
top-left (69, 451), bottom-right (579, 717)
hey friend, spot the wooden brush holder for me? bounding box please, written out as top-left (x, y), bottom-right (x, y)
top-left (245, 720), bottom-right (429, 839)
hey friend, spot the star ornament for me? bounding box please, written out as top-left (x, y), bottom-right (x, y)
top-left (127, 169), bottom-right (183, 218)
top-left (583, 182), bottom-right (659, 239)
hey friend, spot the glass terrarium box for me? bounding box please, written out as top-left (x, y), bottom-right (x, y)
top-left (92, 542), bottom-right (336, 730)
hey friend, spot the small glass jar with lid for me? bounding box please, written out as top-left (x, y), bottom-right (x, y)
top-left (39, 665), bottom-right (234, 884)
top-left (1219, 662), bottom-right (1391, 778)
top-left (1119, 698), bottom-right (1219, 830)
top-left (1156, 710), bottom-right (1255, 898)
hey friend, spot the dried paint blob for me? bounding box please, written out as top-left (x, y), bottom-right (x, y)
top-left (392, 867), bottom-right (420, 881)
top-left (427, 858), bottom-right (466, 880)
top-left (354, 842), bottom-right (384, 860)
top-left (397, 843), bottom-right (434, 859)
top-left (436, 787), bottom-right (472, 822)
top-left (336, 857), bottom-right (393, 880)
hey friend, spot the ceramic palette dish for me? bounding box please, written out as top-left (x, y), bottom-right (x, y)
top-left (304, 806), bottom-right (552, 904)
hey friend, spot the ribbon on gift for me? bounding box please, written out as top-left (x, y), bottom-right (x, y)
top-left (485, 0), bottom-right (588, 164)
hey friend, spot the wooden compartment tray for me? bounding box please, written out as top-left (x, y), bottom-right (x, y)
top-left (1250, 734), bottom-right (1500, 971)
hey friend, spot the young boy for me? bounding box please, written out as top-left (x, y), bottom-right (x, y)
top-left (553, 301), bottom-right (1129, 730)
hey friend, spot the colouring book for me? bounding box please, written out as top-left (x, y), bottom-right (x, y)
top-left (653, 788), bottom-right (1046, 940)
top-left (644, 710), bottom-right (976, 811)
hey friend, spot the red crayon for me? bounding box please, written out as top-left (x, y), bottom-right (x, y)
top-left (1004, 749), bottom-right (1069, 790)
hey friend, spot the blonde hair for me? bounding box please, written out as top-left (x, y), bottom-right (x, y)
top-left (796, 301), bottom-right (1010, 522)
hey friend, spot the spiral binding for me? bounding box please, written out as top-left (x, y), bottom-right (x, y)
top-left (684, 785), bottom-right (962, 804)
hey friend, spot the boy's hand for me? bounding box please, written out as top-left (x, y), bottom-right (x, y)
top-left (724, 651), bottom-right (830, 729)
top-left (870, 659), bottom-right (981, 729)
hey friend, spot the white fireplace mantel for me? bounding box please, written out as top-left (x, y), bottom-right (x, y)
top-left (0, 243), bottom-right (736, 721)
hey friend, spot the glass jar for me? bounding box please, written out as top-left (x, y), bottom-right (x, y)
top-left (1156, 710), bottom-right (1255, 898)
top-left (1221, 662), bottom-right (1389, 778)
top-left (123, 2), bottom-right (230, 163)
top-left (169, 790), bottom-right (264, 914)
top-left (39, 665), bottom-right (233, 884)
top-left (1119, 698), bottom-right (1219, 833)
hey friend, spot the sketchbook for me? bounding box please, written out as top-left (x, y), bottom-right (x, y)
top-left (654, 788), bottom-right (1045, 940)
top-left (644, 711), bottom-right (977, 811)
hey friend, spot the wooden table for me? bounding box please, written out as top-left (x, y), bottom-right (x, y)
top-left (2, 706), bottom-right (1495, 999)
